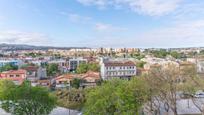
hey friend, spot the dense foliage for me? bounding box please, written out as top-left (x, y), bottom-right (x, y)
top-left (83, 78), bottom-right (149, 115)
top-left (46, 63), bottom-right (59, 77)
top-left (0, 80), bottom-right (56, 115)
top-left (0, 63), bottom-right (18, 72)
top-left (76, 63), bottom-right (100, 74)
top-left (136, 61), bottom-right (146, 68)
top-left (71, 78), bottom-right (81, 89)
top-left (55, 89), bottom-right (86, 110)
top-left (150, 49), bottom-right (184, 59)
top-left (25, 52), bottom-right (43, 57)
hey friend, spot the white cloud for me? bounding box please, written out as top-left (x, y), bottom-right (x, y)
top-left (95, 23), bottom-right (126, 32)
top-left (133, 19), bottom-right (204, 47)
top-left (77, 0), bottom-right (182, 16)
top-left (78, 19), bottom-right (204, 48)
top-left (172, 3), bottom-right (204, 21)
top-left (0, 30), bottom-right (51, 45)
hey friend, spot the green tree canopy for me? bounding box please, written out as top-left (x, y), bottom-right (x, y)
top-left (83, 78), bottom-right (149, 115)
top-left (76, 63), bottom-right (100, 74)
top-left (71, 78), bottom-right (81, 89)
top-left (136, 61), bottom-right (146, 68)
top-left (46, 63), bottom-right (59, 77)
top-left (151, 49), bottom-right (169, 58)
top-left (0, 63), bottom-right (18, 72)
top-left (170, 51), bottom-right (182, 59)
top-left (55, 88), bottom-right (86, 110)
top-left (0, 80), bottom-right (56, 115)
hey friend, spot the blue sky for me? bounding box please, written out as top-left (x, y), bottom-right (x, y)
top-left (0, 0), bottom-right (204, 48)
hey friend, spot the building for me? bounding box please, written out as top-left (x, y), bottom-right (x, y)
top-left (22, 66), bottom-right (47, 86)
top-left (37, 78), bottom-right (51, 88)
top-left (68, 58), bottom-right (87, 71)
top-left (100, 58), bottom-right (137, 80)
top-left (0, 59), bottom-right (23, 67)
top-left (197, 59), bottom-right (204, 74)
top-left (0, 69), bottom-right (27, 85)
top-left (81, 71), bottom-right (100, 88)
top-left (48, 59), bottom-right (68, 67)
top-left (55, 74), bottom-right (74, 89)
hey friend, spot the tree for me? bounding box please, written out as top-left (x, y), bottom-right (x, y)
top-left (71, 78), bottom-right (81, 89)
top-left (0, 63), bottom-right (18, 72)
top-left (144, 64), bottom-right (200, 115)
top-left (46, 63), bottom-right (59, 77)
top-left (20, 63), bottom-right (38, 69)
top-left (76, 63), bottom-right (100, 74)
top-left (55, 88), bottom-right (86, 110)
top-left (151, 49), bottom-right (169, 58)
top-left (83, 78), bottom-right (149, 115)
top-left (136, 61), bottom-right (146, 68)
top-left (0, 80), bottom-right (56, 115)
top-left (76, 63), bottom-right (88, 74)
top-left (88, 63), bottom-right (100, 72)
top-left (170, 51), bottom-right (182, 59)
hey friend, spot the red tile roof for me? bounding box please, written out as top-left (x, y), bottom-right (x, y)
top-left (55, 74), bottom-right (74, 80)
top-left (22, 66), bottom-right (38, 71)
top-left (2, 69), bottom-right (27, 74)
top-left (104, 61), bottom-right (135, 66)
top-left (82, 71), bottom-right (100, 79)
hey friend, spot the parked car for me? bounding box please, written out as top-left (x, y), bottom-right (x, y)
top-left (195, 91), bottom-right (204, 98)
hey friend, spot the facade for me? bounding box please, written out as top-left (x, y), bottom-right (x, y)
top-left (0, 69), bottom-right (27, 85)
top-left (197, 59), bottom-right (204, 74)
top-left (81, 71), bottom-right (100, 88)
top-left (100, 58), bottom-right (137, 80)
top-left (48, 59), bottom-right (68, 67)
top-left (37, 79), bottom-right (51, 87)
top-left (0, 59), bottom-right (23, 67)
top-left (68, 58), bottom-right (87, 71)
top-left (55, 74), bottom-right (74, 89)
top-left (22, 66), bottom-right (47, 86)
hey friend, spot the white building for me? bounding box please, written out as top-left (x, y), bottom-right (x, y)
top-left (0, 59), bottom-right (24, 67)
top-left (197, 59), bottom-right (204, 74)
top-left (68, 58), bottom-right (87, 71)
top-left (100, 58), bottom-right (137, 80)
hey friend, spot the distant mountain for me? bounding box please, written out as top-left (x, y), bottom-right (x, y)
top-left (0, 43), bottom-right (89, 51)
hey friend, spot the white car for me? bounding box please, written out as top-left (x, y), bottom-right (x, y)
top-left (195, 92), bottom-right (204, 98)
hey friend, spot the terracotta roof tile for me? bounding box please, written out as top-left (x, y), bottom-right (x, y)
top-left (104, 61), bottom-right (135, 66)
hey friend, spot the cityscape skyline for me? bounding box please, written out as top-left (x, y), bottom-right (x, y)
top-left (0, 0), bottom-right (204, 48)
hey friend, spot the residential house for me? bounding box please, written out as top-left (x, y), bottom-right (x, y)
top-left (55, 74), bottom-right (74, 89)
top-left (22, 66), bottom-right (47, 86)
top-left (81, 71), bottom-right (100, 88)
top-left (0, 69), bottom-right (27, 85)
top-left (37, 78), bottom-right (51, 88)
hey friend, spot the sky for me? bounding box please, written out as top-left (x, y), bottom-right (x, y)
top-left (0, 0), bottom-right (204, 48)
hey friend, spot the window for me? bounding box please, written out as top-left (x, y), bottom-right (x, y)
top-left (16, 75), bottom-right (20, 77)
top-left (10, 75), bottom-right (14, 77)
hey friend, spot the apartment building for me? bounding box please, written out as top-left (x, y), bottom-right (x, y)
top-left (68, 58), bottom-right (87, 71)
top-left (100, 58), bottom-right (137, 80)
top-left (0, 59), bottom-right (23, 67)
